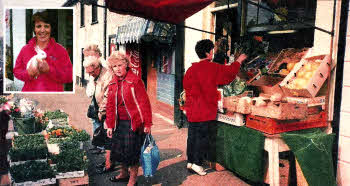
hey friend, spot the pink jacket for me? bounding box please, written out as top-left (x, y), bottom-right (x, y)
top-left (105, 71), bottom-right (152, 132)
top-left (13, 37), bottom-right (73, 92)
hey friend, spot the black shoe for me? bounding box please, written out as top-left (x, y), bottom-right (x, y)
top-left (89, 146), bottom-right (98, 151)
top-left (96, 167), bottom-right (115, 174)
top-left (109, 176), bottom-right (130, 182)
top-left (96, 162), bottom-right (116, 169)
top-left (91, 149), bottom-right (105, 154)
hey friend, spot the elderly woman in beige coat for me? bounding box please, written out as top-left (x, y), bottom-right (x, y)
top-left (83, 44), bottom-right (114, 174)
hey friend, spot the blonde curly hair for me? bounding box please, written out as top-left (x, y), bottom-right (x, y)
top-left (107, 51), bottom-right (130, 70)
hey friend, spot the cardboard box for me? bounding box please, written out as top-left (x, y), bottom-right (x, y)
top-left (251, 101), bottom-right (308, 120)
top-left (217, 113), bottom-right (245, 126)
top-left (280, 52), bottom-right (331, 98)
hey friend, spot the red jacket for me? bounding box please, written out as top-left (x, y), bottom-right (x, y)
top-left (13, 37), bottom-right (73, 91)
top-left (183, 59), bottom-right (241, 122)
top-left (105, 71), bottom-right (152, 131)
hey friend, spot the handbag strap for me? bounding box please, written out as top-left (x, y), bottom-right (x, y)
top-left (143, 133), bottom-right (155, 147)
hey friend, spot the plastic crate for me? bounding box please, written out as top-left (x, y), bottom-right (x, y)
top-left (246, 111), bottom-right (327, 134)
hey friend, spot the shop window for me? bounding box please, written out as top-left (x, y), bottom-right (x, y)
top-left (80, 3), bottom-right (85, 27)
top-left (246, 0), bottom-right (317, 30)
top-left (156, 46), bottom-right (175, 75)
top-left (91, 1), bottom-right (98, 24)
top-left (215, 0), bottom-right (238, 7)
top-left (245, 0), bottom-right (317, 51)
top-left (212, 1), bottom-right (240, 54)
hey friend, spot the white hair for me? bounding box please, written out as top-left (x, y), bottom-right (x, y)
top-left (83, 56), bottom-right (100, 68)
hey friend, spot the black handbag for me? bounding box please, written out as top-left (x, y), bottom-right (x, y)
top-left (91, 125), bottom-right (107, 147)
top-left (87, 96), bottom-right (99, 119)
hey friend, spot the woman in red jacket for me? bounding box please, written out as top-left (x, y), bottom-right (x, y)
top-left (183, 39), bottom-right (247, 176)
top-left (13, 10), bottom-right (73, 92)
top-left (105, 51), bottom-right (152, 186)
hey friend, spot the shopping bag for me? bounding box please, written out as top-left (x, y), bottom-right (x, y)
top-left (141, 134), bottom-right (160, 177)
top-left (91, 125), bottom-right (106, 147)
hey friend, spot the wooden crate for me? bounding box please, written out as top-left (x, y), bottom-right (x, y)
top-left (247, 72), bottom-right (284, 95)
top-left (58, 174), bottom-right (88, 186)
top-left (267, 48), bottom-right (308, 75)
top-left (246, 112), bottom-right (327, 135)
top-left (251, 101), bottom-right (308, 120)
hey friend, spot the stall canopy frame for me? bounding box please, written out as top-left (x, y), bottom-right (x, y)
top-left (75, 0), bottom-right (336, 38)
top-left (77, 0), bottom-right (231, 37)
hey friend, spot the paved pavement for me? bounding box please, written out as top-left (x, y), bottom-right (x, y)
top-left (0, 86), bottom-right (251, 186)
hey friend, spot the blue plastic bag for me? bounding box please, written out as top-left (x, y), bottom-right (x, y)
top-left (140, 134), bottom-right (160, 177)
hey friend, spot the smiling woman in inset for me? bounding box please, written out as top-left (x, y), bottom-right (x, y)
top-left (13, 10), bottom-right (73, 92)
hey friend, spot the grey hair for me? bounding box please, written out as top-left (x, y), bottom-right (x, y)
top-left (107, 51), bottom-right (130, 70)
top-left (83, 44), bottom-right (102, 57)
top-left (83, 56), bottom-right (100, 68)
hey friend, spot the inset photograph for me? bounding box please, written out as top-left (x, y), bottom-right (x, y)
top-left (4, 8), bottom-right (74, 93)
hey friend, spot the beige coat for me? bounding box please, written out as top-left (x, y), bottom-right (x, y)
top-left (86, 66), bottom-right (113, 117)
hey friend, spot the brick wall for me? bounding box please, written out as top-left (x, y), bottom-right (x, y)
top-left (337, 7), bottom-right (350, 186)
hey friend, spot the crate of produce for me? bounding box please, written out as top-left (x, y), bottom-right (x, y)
top-left (251, 97), bottom-right (308, 120)
top-left (223, 95), bottom-right (252, 114)
top-left (267, 48), bottom-right (308, 76)
top-left (9, 161), bottom-right (56, 186)
top-left (9, 134), bottom-right (48, 163)
top-left (279, 52), bottom-right (331, 98)
top-left (12, 117), bottom-right (46, 135)
top-left (44, 110), bottom-right (69, 126)
top-left (246, 111), bottom-right (327, 134)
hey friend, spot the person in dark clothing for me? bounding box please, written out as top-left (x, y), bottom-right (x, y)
top-left (0, 110), bottom-right (10, 143)
top-left (213, 38), bottom-right (229, 65)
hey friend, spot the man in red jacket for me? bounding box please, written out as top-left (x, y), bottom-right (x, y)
top-left (183, 39), bottom-right (247, 175)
